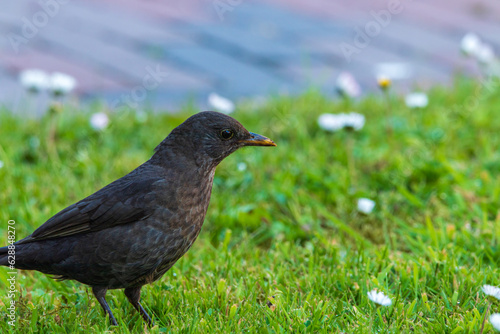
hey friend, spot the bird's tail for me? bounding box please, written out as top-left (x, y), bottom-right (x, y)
top-left (0, 245), bottom-right (10, 266)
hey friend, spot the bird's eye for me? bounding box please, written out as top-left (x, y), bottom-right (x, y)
top-left (220, 129), bottom-right (234, 140)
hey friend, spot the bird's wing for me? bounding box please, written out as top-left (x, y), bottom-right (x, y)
top-left (22, 171), bottom-right (165, 242)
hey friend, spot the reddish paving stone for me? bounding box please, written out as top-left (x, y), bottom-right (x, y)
top-left (400, 1), bottom-right (500, 46)
top-left (38, 24), bottom-right (211, 89)
top-left (63, 2), bottom-right (191, 45)
top-left (419, 0), bottom-right (500, 20)
top-left (95, 0), bottom-right (213, 22)
top-left (265, 0), bottom-right (361, 20)
top-left (266, 0), bottom-right (500, 48)
top-left (165, 44), bottom-right (290, 96)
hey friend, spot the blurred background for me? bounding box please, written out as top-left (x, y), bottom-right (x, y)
top-left (1, 0), bottom-right (498, 112)
top-left (2, 3), bottom-right (500, 331)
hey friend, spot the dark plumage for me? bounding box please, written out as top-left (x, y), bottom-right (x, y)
top-left (0, 111), bottom-right (276, 325)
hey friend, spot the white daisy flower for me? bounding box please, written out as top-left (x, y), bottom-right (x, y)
top-left (482, 285), bottom-right (500, 300)
top-left (491, 313), bottom-right (500, 331)
top-left (90, 112), bottom-right (109, 131)
top-left (208, 93), bottom-right (235, 114)
top-left (0, 160), bottom-right (4, 169)
top-left (376, 74), bottom-right (391, 90)
top-left (336, 72), bottom-right (361, 98)
top-left (49, 72), bottom-right (77, 96)
top-left (135, 110), bottom-right (148, 124)
top-left (367, 290), bottom-right (391, 306)
top-left (405, 92), bottom-right (429, 108)
top-left (317, 113), bottom-right (345, 132)
top-left (237, 162), bottom-right (247, 172)
top-left (318, 112), bottom-right (365, 132)
top-left (19, 69), bottom-right (50, 93)
top-left (476, 43), bottom-right (495, 64)
top-left (343, 112), bottom-right (365, 131)
top-left (357, 198), bottom-right (375, 214)
top-left (461, 33), bottom-right (482, 57)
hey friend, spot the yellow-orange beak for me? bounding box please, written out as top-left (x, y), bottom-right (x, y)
top-left (240, 132), bottom-right (277, 147)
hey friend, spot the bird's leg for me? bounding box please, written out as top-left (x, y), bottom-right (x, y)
top-left (124, 286), bottom-right (154, 326)
top-left (92, 286), bottom-right (118, 326)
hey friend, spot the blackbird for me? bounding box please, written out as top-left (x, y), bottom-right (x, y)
top-left (0, 111), bottom-right (276, 326)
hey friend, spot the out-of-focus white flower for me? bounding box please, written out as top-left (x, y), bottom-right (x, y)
top-left (90, 112), bottom-right (109, 131)
top-left (343, 112), bottom-right (365, 131)
top-left (208, 93), bottom-right (235, 114)
top-left (19, 69), bottom-right (50, 93)
top-left (0, 160), bottom-right (4, 169)
top-left (405, 92), bottom-right (429, 108)
top-left (49, 72), bottom-right (77, 96)
top-left (357, 198), bottom-right (375, 214)
top-left (461, 33), bottom-right (482, 57)
top-left (237, 162), bottom-right (247, 172)
top-left (374, 62), bottom-right (413, 81)
top-left (135, 110), bottom-right (148, 123)
top-left (336, 72), bottom-right (361, 98)
top-left (482, 285), bottom-right (500, 300)
top-left (367, 290), bottom-right (391, 306)
top-left (318, 113), bottom-right (346, 132)
top-left (460, 33), bottom-right (496, 64)
top-left (491, 313), bottom-right (500, 331)
top-left (476, 43), bottom-right (495, 64)
top-left (318, 112), bottom-right (365, 132)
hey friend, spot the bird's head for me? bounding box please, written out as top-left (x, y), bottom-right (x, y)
top-left (154, 111), bottom-right (276, 168)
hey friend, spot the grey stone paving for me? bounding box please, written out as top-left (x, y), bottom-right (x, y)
top-left (0, 0), bottom-right (499, 112)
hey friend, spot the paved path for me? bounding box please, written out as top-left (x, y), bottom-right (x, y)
top-left (1, 0), bottom-right (498, 111)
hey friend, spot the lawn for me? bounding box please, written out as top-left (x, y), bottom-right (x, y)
top-left (1, 78), bottom-right (500, 333)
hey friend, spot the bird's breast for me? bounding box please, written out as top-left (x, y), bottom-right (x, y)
top-left (175, 168), bottom-right (215, 226)
top-left (155, 169), bottom-right (216, 255)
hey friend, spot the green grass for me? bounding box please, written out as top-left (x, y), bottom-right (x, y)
top-left (1, 78), bottom-right (500, 333)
